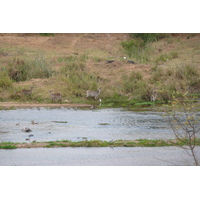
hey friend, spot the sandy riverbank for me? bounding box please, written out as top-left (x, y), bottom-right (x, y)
top-left (0, 102), bottom-right (92, 108)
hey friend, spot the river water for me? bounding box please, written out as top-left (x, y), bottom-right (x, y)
top-left (0, 146), bottom-right (199, 166)
top-left (0, 107), bottom-right (174, 143)
top-left (1, 107), bottom-right (199, 166)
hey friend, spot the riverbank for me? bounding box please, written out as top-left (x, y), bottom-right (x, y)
top-left (1, 34), bottom-right (200, 107)
top-left (0, 102), bottom-right (92, 109)
top-left (1, 139), bottom-right (200, 149)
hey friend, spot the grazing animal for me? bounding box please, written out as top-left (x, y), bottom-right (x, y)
top-left (48, 90), bottom-right (62, 103)
top-left (151, 89), bottom-right (157, 103)
top-left (21, 87), bottom-right (34, 97)
top-left (86, 88), bottom-right (101, 100)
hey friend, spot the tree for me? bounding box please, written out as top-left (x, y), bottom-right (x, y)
top-left (163, 94), bottom-right (200, 165)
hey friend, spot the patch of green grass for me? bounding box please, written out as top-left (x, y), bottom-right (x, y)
top-left (155, 51), bottom-right (178, 65)
top-left (121, 39), bottom-right (151, 63)
top-left (0, 142), bottom-right (17, 149)
top-left (130, 33), bottom-right (168, 44)
top-left (186, 33), bottom-right (197, 39)
top-left (0, 70), bottom-right (13, 88)
top-left (39, 33), bottom-right (55, 36)
top-left (57, 54), bottom-right (101, 99)
top-left (2, 139), bottom-right (200, 149)
top-left (7, 53), bottom-right (52, 82)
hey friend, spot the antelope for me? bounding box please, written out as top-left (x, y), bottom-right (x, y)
top-left (86, 88), bottom-right (101, 100)
top-left (151, 89), bottom-right (157, 103)
top-left (49, 90), bottom-right (62, 103)
top-left (21, 86), bottom-right (34, 96)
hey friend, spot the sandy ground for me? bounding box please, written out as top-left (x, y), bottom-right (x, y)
top-left (0, 102), bottom-right (92, 108)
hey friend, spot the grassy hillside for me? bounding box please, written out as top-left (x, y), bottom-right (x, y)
top-left (0, 33), bottom-right (200, 107)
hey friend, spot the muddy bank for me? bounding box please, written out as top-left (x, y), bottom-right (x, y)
top-left (0, 102), bottom-right (92, 108)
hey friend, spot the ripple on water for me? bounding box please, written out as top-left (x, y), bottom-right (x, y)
top-left (0, 108), bottom-right (174, 143)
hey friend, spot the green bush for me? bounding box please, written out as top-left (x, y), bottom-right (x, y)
top-left (121, 72), bottom-right (150, 101)
top-left (58, 55), bottom-right (99, 98)
top-left (0, 70), bottom-right (13, 88)
top-left (130, 33), bottom-right (168, 43)
top-left (7, 53), bottom-right (52, 82)
top-left (121, 39), bottom-right (150, 63)
top-left (39, 33), bottom-right (55, 36)
top-left (175, 64), bottom-right (199, 80)
top-left (155, 51), bottom-right (178, 65)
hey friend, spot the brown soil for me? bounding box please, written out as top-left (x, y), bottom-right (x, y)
top-left (16, 142), bottom-right (49, 148)
top-left (0, 102), bottom-right (92, 108)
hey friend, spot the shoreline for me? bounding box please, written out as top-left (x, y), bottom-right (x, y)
top-left (1, 139), bottom-right (200, 149)
top-left (0, 102), bottom-right (92, 108)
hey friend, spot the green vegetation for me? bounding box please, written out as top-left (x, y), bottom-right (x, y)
top-left (0, 70), bottom-right (13, 88)
top-left (1, 139), bottom-right (200, 149)
top-left (129, 33), bottom-right (168, 44)
top-left (155, 51), bottom-right (178, 65)
top-left (39, 33), bottom-right (55, 36)
top-left (121, 33), bottom-right (169, 63)
top-left (56, 54), bottom-right (100, 100)
top-left (121, 39), bottom-right (151, 63)
top-left (0, 33), bottom-right (200, 106)
top-left (0, 142), bottom-right (17, 149)
top-left (7, 53), bottom-right (52, 82)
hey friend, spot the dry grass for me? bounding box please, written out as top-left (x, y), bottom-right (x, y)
top-left (0, 33), bottom-right (200, 104)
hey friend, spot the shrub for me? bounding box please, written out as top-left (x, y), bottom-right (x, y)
top-left (130, 33), bottom-right (168, 44)
top-left (39, 33), bottom-right (55, 36)
top-left (155, 51), bottom-right (178, 65)
top-left (122, 72), bottom-right (151, 101)
top-left (151, 66), bottom-right (164, 82)
top-left (0, 70), bottom-right (13, 88)
top-left (58, 55), bottom-right (100, 98)
top-left (7, 53), bottom-right (52, 82)
top-left (175, 64), bottom-right (199, 80)
top-left (121, 38), bottom-right (151, 63)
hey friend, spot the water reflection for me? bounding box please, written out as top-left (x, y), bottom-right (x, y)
top-left (0, 108), bottom-right (174, 143)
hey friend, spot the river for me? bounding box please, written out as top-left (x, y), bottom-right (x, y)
top-left (0, 107), bottom-right (174, 143)
top-left (1, 107), bottom-right (199, 166)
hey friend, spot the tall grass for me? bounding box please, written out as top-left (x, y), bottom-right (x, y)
top-left (122, 72), bottom-right (151, 101)
top-left (130, 33), bottom-right (169, 43)
top-left (155, 51), bottom-right (178, 65)
top-left (0, 70), bottom-right (13, 88)
top-left (150, 63), bottom-right (200, 101)
top-left (39, 33), bottom-right (55, 36)
top-left (121, 39), bottom-right (151, 63)
top-left (122, 34), bottom-right (169, 64)
top-left (7, 52), bottom-right (52, 81)
top-left (57, 54), bottom-right (99, 98)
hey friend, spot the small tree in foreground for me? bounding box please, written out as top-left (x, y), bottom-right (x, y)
top-left (163, 94), bottom-right (200, 165)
